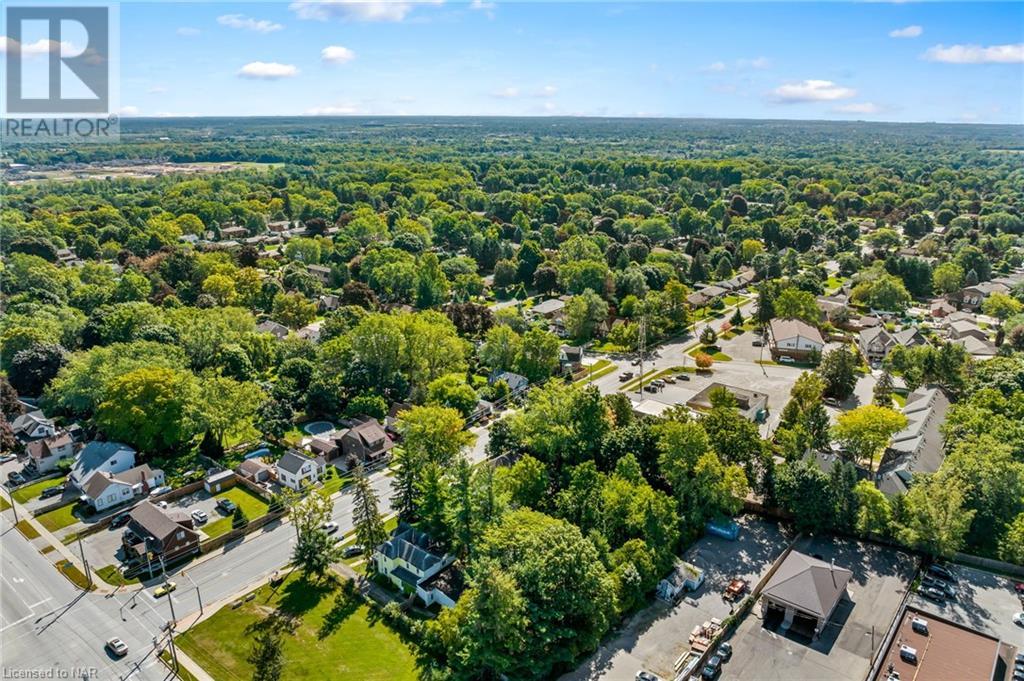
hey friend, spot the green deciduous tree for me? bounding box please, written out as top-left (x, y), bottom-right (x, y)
top-left (831, 404), bottom-right (907, 470)
top-left (96, 366), bottom-right (199, 452)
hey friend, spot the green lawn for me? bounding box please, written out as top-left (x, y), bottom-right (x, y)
top-left (575, 359), bottom-right (615, 384)
top-left (11, 477), bottom-right (65, 504)
top-left (688, 346), bottom-right (733, 361)
top-left (203, 487), bottom-right (271, 539)
top-left (177, 573), bottom-right (422, 681)
top-left (15, 520), bottom-right (40, 539)
top-left (36, 504), bottom-right (80, 532)
top-left (318, 468), bottom-right (352, 496)
top-left (57, 560), bottom-right (93, 590)
top-left (160, 651), bottom-right (200, 681)
top-left (0, 496), bottom-right (10, 511)
top-left (97, 564), bottom-right (140, 587)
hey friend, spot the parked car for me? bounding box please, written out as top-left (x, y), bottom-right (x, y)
top-left (630, 357), bottom-right (642, 366)
top-left (191, 509), bottom-right (208, 524)
top-left (779, 356), bottom-right (795, 364)
top-left (149, 485), bottom-right (172, 497)
top-left (662, 375), bottom-right (676, 384)
top-left (216, 498), bottom-right (237, 514)
top-left (105, 638), bottom-right (129, 657)
top-left (1013, 582), bottom-right (1024, 596)
top-left (716, 642), bottom-right (732, 662)
top-left (322, 521), bottom-right (339, 534)
top-left (0, 453), bottom-right (18, 464)
top-left (751, 339), bottom-right (763, 347)
top-left (918, 586), bottom-right (945, 603)
top-left (156, 500), bottom-right (169, 510)
top-left (153, 581), bottom-right (177, 598)
top-left (40, 484), bottom-right (65, 499)
top-left (651, 379), bottom-right (665, 388)
top-left (679, 373), bottom-right (690, 381)
top-left (7, 471), bottom-right (26, 486)
top-left (341, 544), bottom-right (365, 558)
top-left (927, 564), bottom-right (955, 581)
top-left (1013, 612), bottom-right (1024, 627)
top-left (702, 655), bottom-right (722, 679)
top-left (644, 384), bottom-right (659, 393)
top-left (922, 577), bottom-right (956, 598)
top-left (823, 397), bottom-right (841, 407)
top-left (618, 372), bottom-right (634, 382)
top-left (110, 512), bottom-right (131, 528)
top-left (635, 672), bottom-right (660, 681)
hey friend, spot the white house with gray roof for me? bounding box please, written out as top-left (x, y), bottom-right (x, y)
top-left (274, 450), bottom-right (324, 491)
top-left (70, 441), bottom-right (137, 488)
top-left (373, 526), bottom-right (456, 606)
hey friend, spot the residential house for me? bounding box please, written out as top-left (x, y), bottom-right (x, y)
top-left (946, 319), bottom-right (988, 343)
top-left (70, 441), bottom-right (136, 488)
top-left (768, 318), bottom-right (825, 361)
top-left (488, 370), bottom-right (530, 395)
top-left (929, 299), bottom-right (956, 319)
top-left (297, 321), bottom-right (322, 343)
top-left (417, 564), bottom-right (466, 608)
top-left (759, 552), bottom-right (852, 640)
top-left (892, 327), bottom-right (927, 349)
top-left (274, 450), bottom-right (325, 491)
top-left (306, 416), bottom-right (394, 472)
top-left (24, 432), bottom-right (75, 474)
top-left (122, 501), bottom-right (200, 565)
top-left (559, 345), bottom-right (584, 374)
top-left (256, 320), bottom-right (290, 339)
top-left (373, 526), bottom-right (456, 606)
top-left (318, 294), bottom-right (341, 312)
top-left (11, 410), bottom-right (57, 442)
top-left (686, 284), bottom-right (728, 308)
top-left (82, 464), bottom-right (165, 512)
top-left (959, 281), bottom-right (1009, 310)
top-left (858, 327), bottom-right (895, 365)
top-left (219, 225), bottom-right (248, 241)
top-left (307, 264), bottom-right (332, 286)
top-left (877, 385), bottom-right (951, 496)
top-left (385, 401), bottom-right (412, 436)
top-left (686, 382), bottom-right (768, 423)
top-left (718, 269), bottom-right (757, 292)
top-left (530, 297), bottom-right (566, 320)
top-left (816, 294), bottom-right (849, 321)
top-left (953, 335), bottom-right (998, 360)
top-left (234, 459), bottom-right (273, 483)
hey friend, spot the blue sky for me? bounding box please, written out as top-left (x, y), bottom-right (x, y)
top-left (109, 1), bottom-right (1024, 122)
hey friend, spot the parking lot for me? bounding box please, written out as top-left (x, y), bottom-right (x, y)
top-left (563, 517), bottom-right (793, 681)
top-left (721, 536), bottom-right (915, 681)
top-left (907, 563), bottom-right (1024, 646)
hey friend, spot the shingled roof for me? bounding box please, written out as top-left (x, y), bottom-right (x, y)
top-left (761, 551), bottom-right (852, 618)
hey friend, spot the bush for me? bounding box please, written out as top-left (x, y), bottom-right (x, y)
top-left (694, 352), bottom-right (714, 369)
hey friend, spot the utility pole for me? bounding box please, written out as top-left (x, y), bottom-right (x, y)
top-left (76, 534), bottom-right (93, 589)
top-left (164, 573), bottom-right (180, 675)
top-left (5, 487), bottom-right (18, 523)
top-left (636, 315), bottom-right (647, 399)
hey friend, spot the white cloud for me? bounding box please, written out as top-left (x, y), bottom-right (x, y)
top-left (703, 61), bottom-right (727, 73)
top-left (305, 103), bottom-right (360, 115)
top-left (923, 43), bottom-right (1024, 64)
top-left (238, 61), bottom-right (300, 79)
top-left (536, 85), bottom-right (557, 97)
top-left (492, 86), bottom-right (520, 98)
top-left (289, 1), bottom-right (443, 23)
top-left (176, 27), bottom-right (201, 36)
top-left (889, 25), bottom-right (922, 39)
top-left (470, 0), bottom-right (495, 9)
top-left (746, 56), bottom-right (770, 69)
top-left (217, 14), bottom-right (284, 33)
top-left (0, 37), bottom-right (77, 56)
top-left (321, 45), bottom-right (356, 64)
top-left (148, 85), bottom-right (168, 94)
top-left (772, 79), bottom-right (856, 103)
top-left (833, 102), bottom-right (881, 114)
top-left (119, 105), bottom-right (141, 116)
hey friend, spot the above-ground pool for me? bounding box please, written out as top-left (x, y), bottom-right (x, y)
top-left (303, 421), bottom-right (335, 436)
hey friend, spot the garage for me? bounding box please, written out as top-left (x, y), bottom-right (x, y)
top-left (758, 551), bottom-right (852, 640)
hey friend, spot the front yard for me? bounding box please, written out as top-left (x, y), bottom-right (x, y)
top-left (36, 503), bottom-right (80, 532)
top-left (202, 486), bottom-right (271, 539)
top-left (11, 477), bottom-right (64, 504)
top-left (176, 572), bottom-right (422, 681)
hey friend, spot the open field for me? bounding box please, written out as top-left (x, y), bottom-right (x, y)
top-left (202, 487), bottom-right (271, 539)
top-left (5, 161), bottom-right (281, 184)
top-left (176, 572), bottom-right (422, 681)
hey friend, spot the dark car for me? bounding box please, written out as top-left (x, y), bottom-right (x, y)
top-left (716, 642), bottom-right (733, 662)
top-left (679, 373), bottom-right (690, 381)
top-left (7, 471), bottom-right (26, 486)
top-left (922, 577), bottom-right (956, 598)
top-left (927, 564), bottom-right (955, 581)
top-left (40, 484), bottom-right (65, 499)
top-left (110, 512), bottom-right (131, 528)
top-left (702, 655), bottom-right (722, 679)
top-left (918, 586), bottom-right (945, 603)
top-left (341, 544), bottom-right (365, 558)
top-left (217, 498), bottom-right (238, 514)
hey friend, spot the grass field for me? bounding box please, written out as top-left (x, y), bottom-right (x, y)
top-left (177, 572), bottom-right (421, 681)
top-left (575, 359), bottom-right (615, 384)
top-left (57, 560), bottom-right (93, 590)
top-left (15, 520), bottom-right (40, 539)
top-left (688, 345), bottom-right (733, 361)
top-left (11, 477), bottom-right (64, 504)
top-left (97, 564), bottom-right (140, 587)
top-left (0, 496), bottom-right (10, 511)
top-left (318, 468), bottom-right (352, 496)
top-left (36, 504), bottom-right (79, 532)
top-left (202, 487), bottom-right (271, 539)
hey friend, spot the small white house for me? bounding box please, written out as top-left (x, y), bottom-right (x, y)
top-left (275, 451), bottom-right (325, 491)
top-left (11, 410), bottom-right (57, 442)
top-left (70, 441), bottom-right (137, 488)
top-left (81, 464), bottom-right (165, 512)
top-left (769, 318), bottom-right (825, 361)
top-left (25, 432), bottom-right (76, 473)
top-left (657, 559), bottom-right (705, 602)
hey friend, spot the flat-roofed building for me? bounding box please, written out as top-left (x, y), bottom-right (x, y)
top-left (873, 608), bottom-right (1002, 681)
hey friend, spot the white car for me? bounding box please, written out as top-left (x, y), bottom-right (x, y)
top-left (322, 521), bottom-right (339, 534)
top-left (1013, 612), bottom-right (1024, 627)
top-left (191, 509), bottom-right (208, 524)
top-left (106, 637), bottom-right (129, 657)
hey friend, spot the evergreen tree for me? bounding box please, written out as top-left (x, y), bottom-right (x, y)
top-left (873, 370), bottom-right (895, 406)
top-left (248, 630), bottom-right (284, 681)
top-left (352, 464), bottom-right (387, 553)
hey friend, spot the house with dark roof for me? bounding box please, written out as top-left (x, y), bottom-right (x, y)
top-left (234, 458), bottom-right (273, 483)
top-left (877, 385), bottom-right (950, 496)
top-left (122, 501), bottom-right (200, 564)
top-left (858, 327), bottom-right (895, 364)
top-left (686, 284), bottom-right (728, 308)
top-left (256, 320), bottom-right (290, 339)
top-left (759, 551), bottom-right (852, 640)
top-left (81, 464), bottom-right (165, 512)
top-left (307, 264), bottom-right (333, 286)
top-left (318, 294), bottom-right (341, 312)
top-left (24, 431), bottom-right (75, 473)
top-left (70, 441), bottom-right (137, 488)
top-left (373, 526), bottom-right (456, 606)
top-left (11, 410), bottom-right (56, 442)
top-left (959, 281), bottom-right (1009, 310)
top-left (686, 382), bottom-right (768, 422)
top-left (306, 416), bottom-right (394, 472)
top-left (275, 450), bottom-right (325, 491)
top-left (488, 370), bottom-right (529, 394)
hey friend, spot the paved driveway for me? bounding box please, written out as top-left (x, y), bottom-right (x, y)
top-left (563, 517), bottom-right (792, 681)
top-left (908, 563), bottom-right (1024, 646)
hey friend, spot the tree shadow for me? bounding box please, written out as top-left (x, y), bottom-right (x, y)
top-left (317, 590), bottom-right (359, 639)
top-left (276, 574), bottom-right (336, 617)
